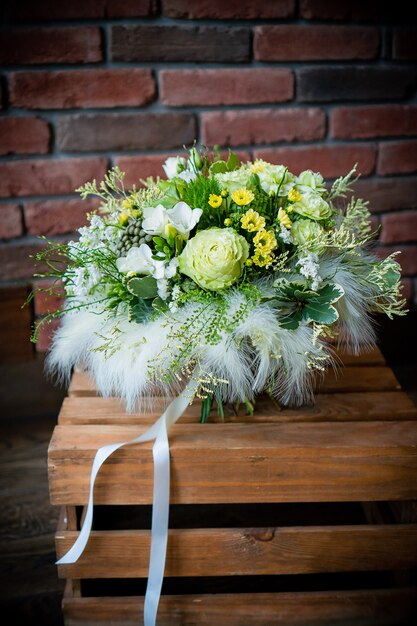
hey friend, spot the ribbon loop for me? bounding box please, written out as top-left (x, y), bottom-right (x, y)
top-left (57, 375), bottom-right (199, 626)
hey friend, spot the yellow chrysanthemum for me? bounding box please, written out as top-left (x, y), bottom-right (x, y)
top-left (119, 211), bottom-right (130, 226)
top-left (253, 228), bottom-right (277, 253)
top-left (208, 194), bottom-right (223, 208)
top-left (224, 218), bottom-right (232, 227)
top-left (278, 208), bottom-right (292, 230)
top-left (240, 208), bottom-right (266, 232)
top-left (288, 188), bottom-right (302, 203)
top-left (250, 159), bottom-right (266, 174)
top-left (252, 250), bottom-right (274, 268)
top-left (231, 187), bottom-right (255, 206)
top-left (221, 189), bottom-right (229, 197)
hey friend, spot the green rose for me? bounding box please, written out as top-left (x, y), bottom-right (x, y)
top-left (291, 219), bottom-right (324, 251)
top-left (295, 170), bottom-right (326, 195)
top-left (292, 192), bottom-right (332, 221)
top-left (178, 228), bottom-right (249, 290)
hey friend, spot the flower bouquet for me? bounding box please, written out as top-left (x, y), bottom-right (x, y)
top-left (33, 147), bottom-right (406, 421)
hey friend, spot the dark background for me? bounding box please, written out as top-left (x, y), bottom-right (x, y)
top-left (0, 1), bottom-right (416, 624)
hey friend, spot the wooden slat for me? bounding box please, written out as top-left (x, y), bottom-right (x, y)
top-left (56, 525), bottom-right (417, 579)
top-left (48, 421), bottom-right (417, 505)
top-left (62, 589), bottom-right (417, 626)
top-left (58, 391), bottom-right (417, 425)
top-left (316, 366), bottom-right (400, 393)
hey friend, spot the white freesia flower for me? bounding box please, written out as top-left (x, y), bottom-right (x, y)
top-left (296, 253), bottom-right (322, 291)
top-left (116, 244), bottom-right (166, 279)
top-left (162, 156), bottom-right (185, 179)
top-left (165, 257), bottom-right (179, 279)
top-left (177, 170), bottom-right (197, 183)
top-left (166, 201), bottom-right (203, 237)
top-left (141, 204), bottom-right (169, 236)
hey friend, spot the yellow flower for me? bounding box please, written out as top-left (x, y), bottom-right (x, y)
top-left (119, 211), bottom-right (129, 226)
top-left (288, 188), bottom-right (302, 203)
top-left (221, 189), bottom-right (229, 197)
top-left (253, 228), bottom-right (277, 253)
top-left (231, 187), bottom-right (255, 206)
top-left (278, 208), bottom-right (292, 230)
top-left (245, 258), bottom-right (253, 267)
top-left (240, 208), bottom-right (266, 232)
top-left (252, 250), bottom-right (274, 268)
top-left (224, 218), bottom-right (232, 226)
top-left (250, 159), bottom-right (266, 174)
top-left (122, 197), bottom-right (134, 209)
top-left (208, 194), bottom-right (222, 208)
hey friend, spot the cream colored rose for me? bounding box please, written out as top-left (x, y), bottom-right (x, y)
top-left (178, 228), bottom-right (249, 290)
top-left (292, 193), bottom-right (332, 221)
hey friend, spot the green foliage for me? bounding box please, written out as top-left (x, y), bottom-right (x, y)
top-left (127, 276), bottom-right (158, 299)
top-left (328, 164), bottom-right (359, 201)
top-left (273, 281), bottom-right (345, 330)
top-left (181, 175), bottom-right (223, 228)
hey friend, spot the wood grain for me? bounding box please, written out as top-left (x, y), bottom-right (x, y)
top-left (56, 524), bottom-right (417, 578)
top-left (58, 391), bottom-right (417, 425)
top-left (62, 589), bottom-right (417, 626)
top-left (48, 421), bottom-right (417, 505)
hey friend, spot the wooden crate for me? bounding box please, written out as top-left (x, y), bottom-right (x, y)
top-left (48, 346), bottom-right (417, 625)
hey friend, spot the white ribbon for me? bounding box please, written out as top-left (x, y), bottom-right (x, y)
top-left (57, 376), bottom-right (199, 626)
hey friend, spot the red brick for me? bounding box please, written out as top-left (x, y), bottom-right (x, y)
top-left (36, 318), bottom-right (60, 353)
top-left (254, 25), bottom-right (379, 61)
top-left (25, 197), bottom-right (100, 236)
top-left (0, 117), bottom-right (49, 156)
top-left (374, 245), bottom-right (417, 276)
top-left (106, 0), bottom-right (157, 17)
top-left (10, 70), bottom-right (156, 110)
top-left (116, 151), bottom-right (252, 188)
top-left (162, 0), bottom-right (295, 19)
top-left (0, 203), bottom-right (23, 240)
top-left (298, 67), bottom-right (415, 102)
top-left (9, 0), bottom-right (156, 19)
top-left (331, 105), bottom-right (417, 139)
top-left (32, 279), bottom-right (65, 316)
top-left (253, 144), bottom-right (376, 178)
top-left (353, 178), bottom-right (417, 213)
top-left (56, 113), bottom-right (197, 152)
top-left (393, 29), bottom-right (417, 60)
top-left (0, 158), bottom-right (108, 198)
top-left (160, 69), bottom-right (293, 107)
top-left (0, 241), bottom-right (48, 280)
top-left (111, 25), bottom-right (250, 63)
top-left (381, 212), bottom-right (417, 244)
top-left (0, 27), bottom-right (102, 65)
top-left (201, 108), bottom-right (325, 147)
top-left (378, 141), bottom-right (417, 176)
top-left (299, 0), bottom-right (410, 22)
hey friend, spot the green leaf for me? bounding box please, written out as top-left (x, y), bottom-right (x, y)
top-left (304, 302), bottom-right (339, 324)
top-left (314, 283), bottom-right (345, 304)
top-left (209, 160), bottom-right (228, 175)
top-left (127, 276), bottom-right (158, 299)
top-left (152, 296), bottom-right (169, 313)
top-left (383, 267), bottom-right (401, 288)
top-left (128, 299), bottom-right (153, 323)
top-left (226, 151), bottom-right (239, 171)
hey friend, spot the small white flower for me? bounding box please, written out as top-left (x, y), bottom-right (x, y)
top-left (278, 224), bottom-right (293, 245)
top-left (116, 244), bottom-right (166, 279)
top-left (166, 201), bottom-right (202, 237)
top-left (163, 156), bottom-right (185, 179)
top-left (165, 257), bottom-right (179, 279)
top-left (296, 253), bottom-right (322, 291)
top-left (177, 170), bottom-right (197, 183)
top-left (157, 278), bottom-right (169, 300)
top-left (141, 204), bottom-right (169, 236)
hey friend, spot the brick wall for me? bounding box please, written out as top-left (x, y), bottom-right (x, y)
top-left (0, 0), bottom-right (416, 360)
